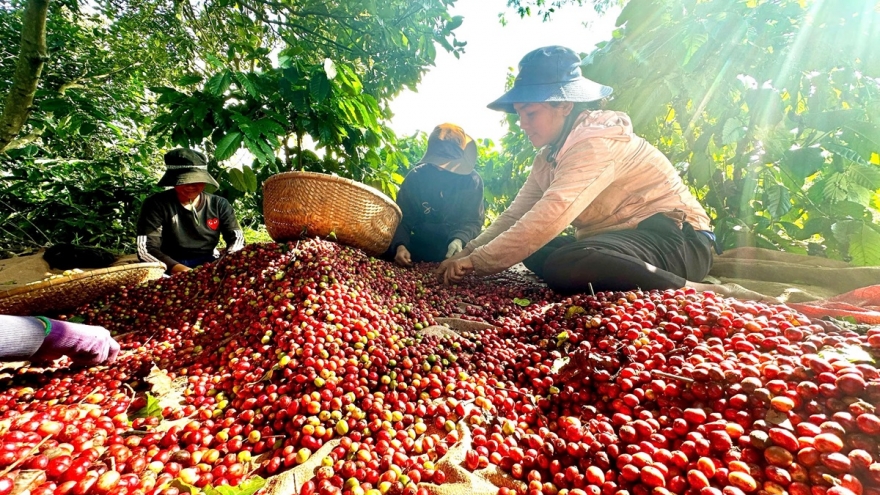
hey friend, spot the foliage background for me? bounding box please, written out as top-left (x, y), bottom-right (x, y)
top-left (2, 0), bottom-right (880, 267)
top-left (579, 0), bottom-right (880, 264)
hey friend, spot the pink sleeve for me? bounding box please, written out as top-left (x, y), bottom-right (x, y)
top-left (468, 139), bottom-right (616, 275)
top-left (462, 161), bottom-right (545, 255)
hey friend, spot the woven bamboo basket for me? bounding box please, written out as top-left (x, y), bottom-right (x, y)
top-left (0, 262), bottom-right (166, 316)
top-left (263, 171), bottom-right (402, 256)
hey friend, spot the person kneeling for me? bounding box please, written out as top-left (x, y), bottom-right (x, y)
top-left (137, 148), bottom-right (244, 274)
top-left (389, 124), bottom-right (485, 267)
top-left (437, 46), bottom-right (725, 295)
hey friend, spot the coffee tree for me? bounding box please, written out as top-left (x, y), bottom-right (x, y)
top-left (577, 0), bottom-right (880, 263)
top-left (0, 0), bottom-right (466, 250)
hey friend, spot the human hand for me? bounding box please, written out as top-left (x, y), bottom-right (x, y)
top-left (445, 239), bottom-right (463, 259)
top-left (394, 245), bottom-right (412, 267)
top-left (171, 263), bottom-right (191, 274)
top-left (435, 257), bottom-right (474, 284)
top-left (33, 319), bottom-right (121, 365)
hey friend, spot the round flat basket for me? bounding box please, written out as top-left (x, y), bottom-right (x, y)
top-left (263, 171), bottom-right (402, 256)
top-left (0, 262), bottom-right (166, 316)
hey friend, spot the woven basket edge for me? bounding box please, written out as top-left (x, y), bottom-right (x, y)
top-left (263, 171), bottom-right (402, 217)
top-left (0, 262), bottom-right (166, 299)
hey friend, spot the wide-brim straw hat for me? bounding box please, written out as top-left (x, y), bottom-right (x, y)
top-left (157, 148), bottom-right (220, 188)
top-left (488, 45), bottom-right (613, 114)
top-left (417, 124), bottom-right (478, 175)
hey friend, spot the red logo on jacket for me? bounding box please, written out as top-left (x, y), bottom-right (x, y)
top-left (207, 218), bottom-right (219, 230)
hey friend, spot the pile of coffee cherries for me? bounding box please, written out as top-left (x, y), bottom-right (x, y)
top-left (0, 239), bottom-right (877, 495)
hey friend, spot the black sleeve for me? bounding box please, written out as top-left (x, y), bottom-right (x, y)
top-left (448, 173), bottom-right (485, 245)
top-left (390, 173), bottom-right (421, 251)
top-left (136, 196), bottom-right (178, 269)
top-left (217, 198), bottom-right (244, 253)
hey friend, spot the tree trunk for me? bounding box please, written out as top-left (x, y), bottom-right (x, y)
top-left (0, 0), bottom-right (50, 153)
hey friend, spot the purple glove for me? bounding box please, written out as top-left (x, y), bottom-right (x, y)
top-left (34, 319), bottom-right (121, 365)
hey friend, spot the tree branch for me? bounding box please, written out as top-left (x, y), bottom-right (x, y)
top-left (5, 129), bottom-right (43, 150)
top-left (236, 0), bottom-right (356, 56)
top-left (0, 0), bottom-right (49, 153)
top-left (55, 61), bottom-right (145, 94)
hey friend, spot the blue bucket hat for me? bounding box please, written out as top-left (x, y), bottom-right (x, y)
top-left (488, 45), bottom-right (613, 113)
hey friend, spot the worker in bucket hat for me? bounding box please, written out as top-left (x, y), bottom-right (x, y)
top-left (389, 124), bottom-right (485, 266)
top-left (136, 148), bottom-right (244, 274)
top-left (436, 46), bottom-right (728, 296)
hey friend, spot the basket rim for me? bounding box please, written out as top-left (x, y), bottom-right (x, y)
top-left (0, 262), bottom-right (166, 300)
top-left (263, 171), bottom-right (402, 217)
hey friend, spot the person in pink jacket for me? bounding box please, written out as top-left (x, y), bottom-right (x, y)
top-left (437, 45), bottom-right (736, 295)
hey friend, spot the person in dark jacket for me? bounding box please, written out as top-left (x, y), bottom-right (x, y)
top-left (137, 148), bottom-right (244, 274)
top-left (390, 124), bottom-right (485, 266)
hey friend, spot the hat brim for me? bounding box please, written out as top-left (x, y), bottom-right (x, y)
top-left (487, 78), bottom-right (613, 113)
top-left (158, 169), bottom-right (220, 189)
top-left (417, 139), bottom-right (478, 175)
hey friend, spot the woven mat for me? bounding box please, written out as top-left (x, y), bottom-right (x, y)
top-left (708, 247), bottom-right (880, 324)
top-left (0, 251), bottom-right (57, 289)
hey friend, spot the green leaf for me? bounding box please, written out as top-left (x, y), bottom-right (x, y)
top-left (822, 173), bottom-right (850, 203)
top-left (565, 306), bottom-right (586, 319)
top-left (781, 147), bottom-right (825, 183)
top-left (616, 0), bottom-right (661, 29)
top-left (309, 73), bottom-right (331, 103)
top-left (176, 74), bottom-right (204, 86)
top-left (233, 72), bottom-right (260, 98)
top-left (337, 65), bottom-right (363, 95)
top-left (40, 97), bottom-right (74, 114)
top-left (79, 121), bottom-right (97, 136)
top-left (169, 480), bottom-right (200, 495)
top-left (131, 393), bottom-right (163, 420)
top-left (243, 165), bottom-right (259, 192)
top-left (827, 200), bottom-right (869, 219)
top-left (688, 153), bottom-right (714, 188)
top-left (205, 71), bottom-right (233, 97)
top-left (843, 121), bottom-right (880, 151)
top-left (254, 118), bottom-right (287, 138)
top-left (826, 143), bottom-right (871, 166)
top-left (214, 131), bottom-right (243, 161)
top-left (721, 118), bottom-right (745, 146)
top-left (844, 164), bottom-right (880, 190)
top-left (803, 109), bottom-right (860, 133)
top-left (513, 298), bottom-right (531, 307)
top-left (847, 222), bottom-right (880, 266)
top-left (749, 88), bottom-right (784, 127)
top-left (228, 168), bottom-right (247, 192)
top-left (281, 66), bottom-right (302, 86)
top-left (762, 184), bottom-right (792, 219)
top-left (681, 31), bottom-right (708, 66)
top-left (819, 345), bottom-right (875, 364)
top-left (289, 90), bottom-right (310, 113)
top-left (243, 136), bottom-right (274, 164)
top-left (846, 184), bottom-right (873, 205)
top-left (556, 331), bottom-right (569, 347)
top-left (204, 476), bottom-right (266, 495)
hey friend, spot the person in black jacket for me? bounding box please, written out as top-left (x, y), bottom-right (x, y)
top-left (137, 148), bottom-right (244, 274)
top-left (390, 124), bottom-right (485, 266)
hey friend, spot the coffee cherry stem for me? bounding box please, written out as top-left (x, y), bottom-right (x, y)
top-left (652, 370), bottom-right (696, 383)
